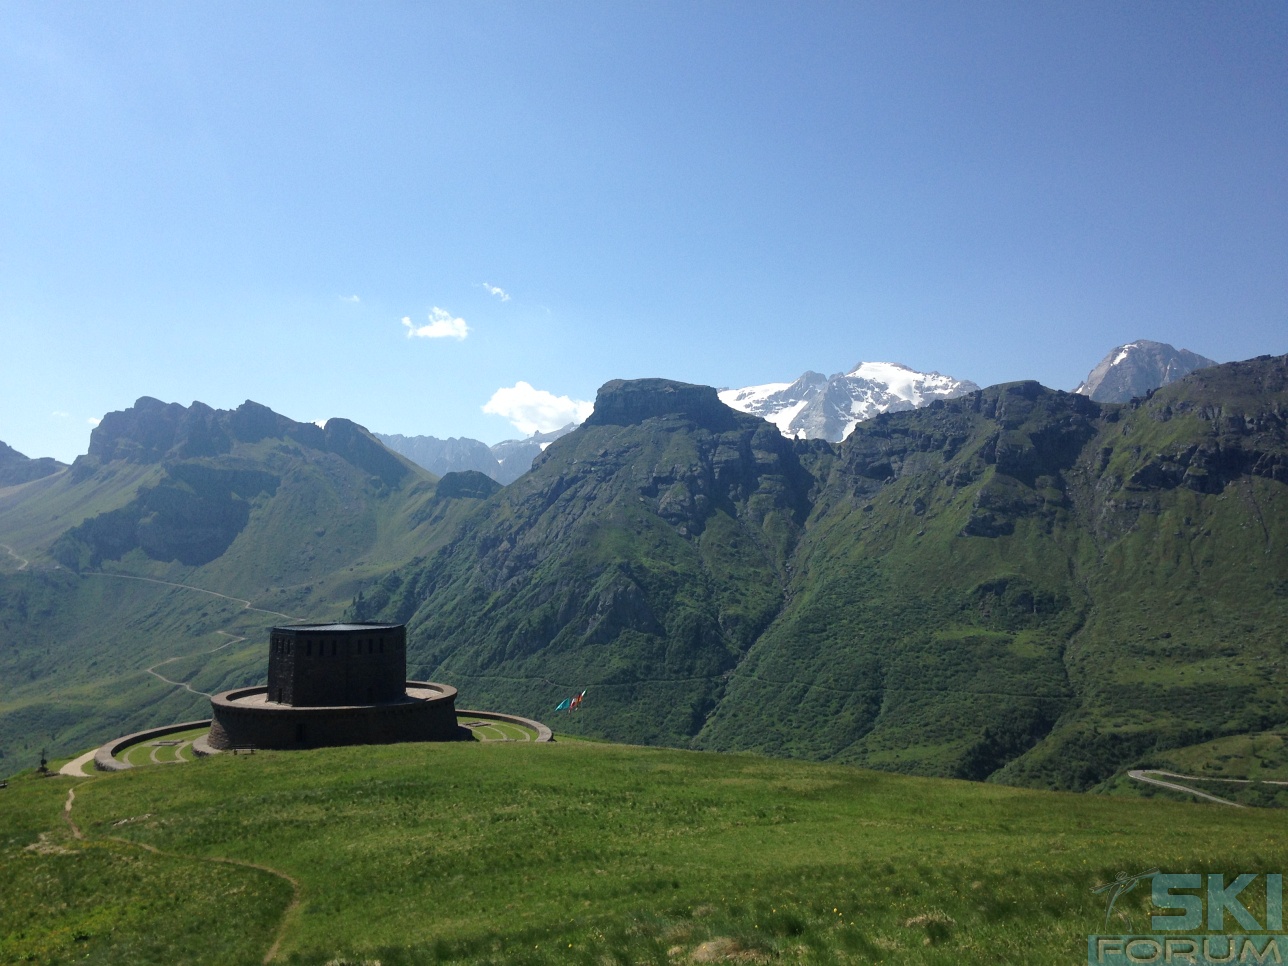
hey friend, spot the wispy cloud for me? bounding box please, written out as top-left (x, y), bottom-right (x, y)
top-left (340, 294), bottom-right (360, 303)
top-left (401, 307), bottom-right (469, 341)
top-left (483, 382), bottom-right (593, 436)
top-left (50, 410), bottom-right (69, 418)
top-left (87, 417), bottom-right (101, 427)
top-left (482, 282), bottom-right (510, 302)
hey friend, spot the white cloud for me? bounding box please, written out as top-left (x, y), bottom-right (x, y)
top-left (340, 294), bottom-right (360, 303)
top-left (482, 282), bottom-right (510, 302)
top-left (402, 307), bottom-right (469, 340)
top-left (51, 410), bottom-right (69, 418)
top-left (483, 382), bottom-right (593, 436)
top-left (87, 417), bottom-right (101, 427)
top-left (313, 419), bottom-right (328, 429)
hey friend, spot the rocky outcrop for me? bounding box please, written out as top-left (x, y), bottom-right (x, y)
top-left (0, 441), bottom-right (65, 487)
top-left (78, 398), bottom-right (412, 486)
top-left (1075, 340), bottom-right (1217, 402)
top-left (584, 378), bottom-right (739, 431)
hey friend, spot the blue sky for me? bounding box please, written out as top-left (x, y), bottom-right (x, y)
top-left (2, 2), bottom-right (1284, 463)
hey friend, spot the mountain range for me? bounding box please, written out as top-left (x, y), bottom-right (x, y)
top-left (378, 343), bottom-right (1215, 482)
top-left (718, 361), bottom-right (981, 441)
top-left (375, 426), bottom-right (573, 486)
top-left (3, 342), bottom-right (1283, 796)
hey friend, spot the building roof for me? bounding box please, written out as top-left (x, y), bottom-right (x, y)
top-left (274, 623), bottom-right (403, 633)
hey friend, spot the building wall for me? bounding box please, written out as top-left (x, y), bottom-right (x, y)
top-left (267, 624), bottom-right (406, 707)
top-left (208, 683), bottom-right (460, 750)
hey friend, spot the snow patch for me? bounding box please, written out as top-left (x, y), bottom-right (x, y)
top-left (723, 360), bottom-right (978, 441)
top-left (718, 383), bottom-right (792, 412)
top-left (1111, 343), bottom-right (1141, 367)
top-left (766, 399), bottom-right (809, 434)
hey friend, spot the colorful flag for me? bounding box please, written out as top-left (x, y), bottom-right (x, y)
top-left (555, 698), bottom-right (571, 711)
top-left (570, 690), bottom-right (586, 711)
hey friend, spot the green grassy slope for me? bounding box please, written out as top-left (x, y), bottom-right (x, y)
top-left (697, 383), bottom-right (1095, 775)
top-left (4, 741), bottom-right (1284, 965)
top-left (699, 362), bottom-right (1288, 787)
top-left (360, 383), bottom-right (824, 747)
top-left (0, 463), bottom-right (162, 564)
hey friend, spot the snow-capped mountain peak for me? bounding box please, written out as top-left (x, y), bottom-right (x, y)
top-left (1074, 340), bottom-right (1218, 402)
top-left (719, 361), bottom-right (980, 442)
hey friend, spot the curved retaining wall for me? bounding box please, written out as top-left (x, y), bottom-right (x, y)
top-left (207, 681), bottom-right (459, 750)
top-left (457, 709), bottom-right (553, 742)
top-left (94, 719), bottom-right (213, 772)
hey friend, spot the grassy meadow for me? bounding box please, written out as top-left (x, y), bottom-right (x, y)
top-left (4, 739), bottom-right (1286, 965)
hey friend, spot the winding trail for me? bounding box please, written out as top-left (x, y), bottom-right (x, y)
top-left (1128, 769), bottom-right (1248, 807)
top-left (1, 542), bottom-right (29, 571)
top-left (84, 572), bottom-right (299, 699)
top-left (145, 630), bottom-right (244, 698)
top-left (62, 779), bottom-right (301, 963)
top-left (49, 573), bottom-right (307, 957)
top-left (85, 571), bottom-right (297, 620)
top-left (59, 749), bottom-right (98, 778)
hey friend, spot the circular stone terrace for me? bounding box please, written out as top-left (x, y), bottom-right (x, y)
top-left (90, 709), bottom-right (551, 774)
top-left (207, 681), bottom-right (461, 751)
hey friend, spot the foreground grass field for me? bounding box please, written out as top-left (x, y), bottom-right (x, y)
top-left (3, 740), bottom-right (1285, 965)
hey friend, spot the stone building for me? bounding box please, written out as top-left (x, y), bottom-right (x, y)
top-left (207, 622), bottom-right (459, 750)
top-left (267, 623), bottom-right (407, 707)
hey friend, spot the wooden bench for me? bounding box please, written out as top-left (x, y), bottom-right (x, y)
top-left (231, 745), bottom-right (256, 755)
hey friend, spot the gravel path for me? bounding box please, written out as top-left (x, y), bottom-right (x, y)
top-left (59, 749), bottom-right (98, 778)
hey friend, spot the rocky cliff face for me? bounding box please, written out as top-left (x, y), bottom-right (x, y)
top-left (0, 441), bottom-right (65, 487)
top-left (585, 378), bottom-right (739, 431)
top-left (1074, 340), bottom-right (1217, 402)
top-left (55, 397), bottom-right (425, 568)
top-left (79, 398), bottom-right (412, 486)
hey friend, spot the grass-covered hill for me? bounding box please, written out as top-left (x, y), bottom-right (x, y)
top-left (6, 740), bottom-right (1286, 965)
top-left (356, 357), bottom-right (1288, 790)
top-left (353, 379), bottom-right (827, 746)
top-left (699, 358), bottom-right (1288, 788)
top-left (0, 398), bottom-right (496, 766)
